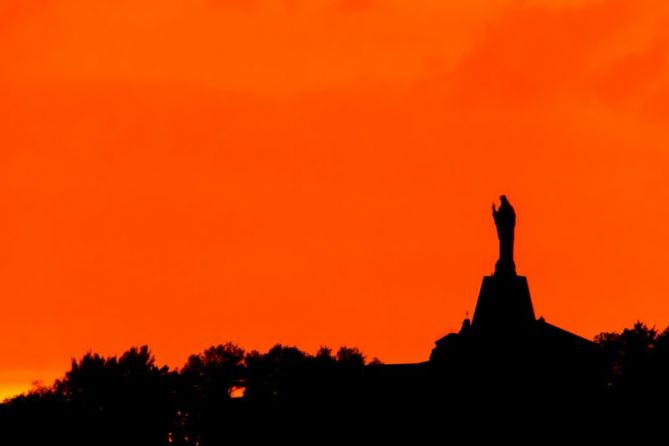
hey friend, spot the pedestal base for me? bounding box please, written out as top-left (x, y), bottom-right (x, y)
top-left (471, 275), bottom-right (535, 333)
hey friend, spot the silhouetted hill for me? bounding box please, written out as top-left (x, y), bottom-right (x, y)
top-left (3, 198), bottom-right (666, 443)
top-left (1, 322), bottom-right (669, 444)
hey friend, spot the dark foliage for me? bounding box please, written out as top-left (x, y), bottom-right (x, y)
top-left (2, 323), bottom-right (669, 444)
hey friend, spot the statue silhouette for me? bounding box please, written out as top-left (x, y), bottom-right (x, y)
top-left (492, 195), bottom-right (516, 276)
top-left (469, 194), bottom-right (533, 332)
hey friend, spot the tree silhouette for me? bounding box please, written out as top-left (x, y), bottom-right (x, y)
top-left (3, 323), bottom-right (669, 443)
top-left (175, 343), bottom-right (245, 445)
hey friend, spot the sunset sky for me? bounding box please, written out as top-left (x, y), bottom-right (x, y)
top-left (2, 0), bottom-right (669, 399)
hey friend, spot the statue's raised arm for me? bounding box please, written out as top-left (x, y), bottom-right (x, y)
top-left (493, 195), bottom-right (516, 277)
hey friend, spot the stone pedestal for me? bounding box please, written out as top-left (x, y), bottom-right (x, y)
top-left (471, 275), bottom-right (535, 334)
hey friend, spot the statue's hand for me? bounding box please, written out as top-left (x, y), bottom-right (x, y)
top-left (492, 203), bottom-right (497, 216)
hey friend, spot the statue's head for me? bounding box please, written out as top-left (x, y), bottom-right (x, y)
top-left (500, 195), bottom-right (509, 205)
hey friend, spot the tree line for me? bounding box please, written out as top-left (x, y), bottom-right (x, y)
top-left (1, 322), bottom-right (669, 444)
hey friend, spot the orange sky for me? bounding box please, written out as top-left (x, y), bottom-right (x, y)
top-left (2, 0), bottom-right (669, 399)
